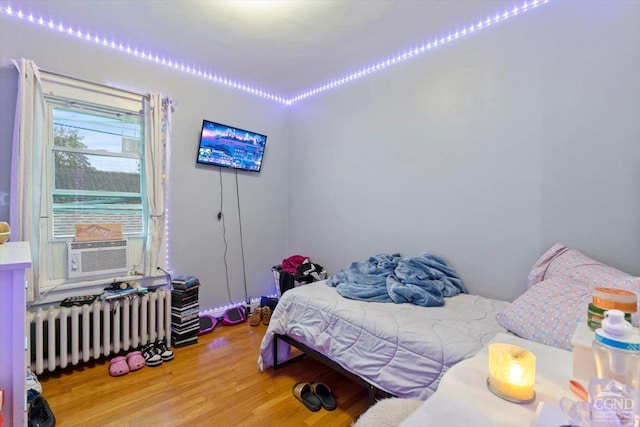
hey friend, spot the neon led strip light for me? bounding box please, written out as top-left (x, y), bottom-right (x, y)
top-left (290, 0), bottom-right (550, 103)
top-left (0, 0), bottom-right (550, 105)
top-left (0, 5), bottom-right (286, 104)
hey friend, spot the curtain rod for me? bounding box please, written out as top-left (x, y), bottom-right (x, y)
top-left (39, 67), bottom-right (150, 100)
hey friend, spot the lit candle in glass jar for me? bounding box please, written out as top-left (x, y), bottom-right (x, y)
top-left (487, 343), bottom-right (536, 403)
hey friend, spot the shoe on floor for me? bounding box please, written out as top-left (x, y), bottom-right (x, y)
top-left (28, 395), bottom-right (56, 427)
top-left (292, 382), bottom-right (321, 412)
top-left (261, 306), bottom-right (272, 325)
top-left (311, 382), bottom-right (337, 410)
top-left (109, 356), bottom-right (130, 376)
top-left (126, 351), bottom-right (146, 371)
top-left (26, 368), bottom-right (42, 402)
top-left (155, 340), bottom-right (174, 362)
top-left (249, 306), bottom-right (262, 326)
top-left (142, 343), bottom-right (162, 367)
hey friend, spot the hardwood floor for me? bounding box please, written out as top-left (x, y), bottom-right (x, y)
top-left (38, 322), bottom-right (371, 426)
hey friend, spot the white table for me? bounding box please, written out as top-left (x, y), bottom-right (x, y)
top-left (0, 241), bottom-right (31, 427)
top-left (400, 333), bottom-right (575, 427)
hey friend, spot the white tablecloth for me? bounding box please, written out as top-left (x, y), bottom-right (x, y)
top-left (400, 333), bottom-right (576, 427)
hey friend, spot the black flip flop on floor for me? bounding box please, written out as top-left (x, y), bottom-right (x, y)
top-left (292, 382), bottom-right (322, 412)
top-left (311, 382), bottom-right (337, 411)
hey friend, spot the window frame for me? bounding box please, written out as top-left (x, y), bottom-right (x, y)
top-left (38, 72), bottom-right (149, 291)
top-left (45, 99), bottom-right (147, 241)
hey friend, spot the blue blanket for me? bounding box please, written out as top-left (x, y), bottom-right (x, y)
top-left (326, 253), bottom-right (467, 306)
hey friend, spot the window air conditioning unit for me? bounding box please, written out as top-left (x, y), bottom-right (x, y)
top-left (67, 240), bottom-right (128, 278)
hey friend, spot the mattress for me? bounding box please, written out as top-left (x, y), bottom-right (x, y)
top-left (258, 280), bottom-right (510, 400)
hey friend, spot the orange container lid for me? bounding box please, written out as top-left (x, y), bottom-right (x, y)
top-left (592, 287), bottom-right (637, 312)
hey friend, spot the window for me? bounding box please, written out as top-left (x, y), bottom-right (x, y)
top-left (49, 101), bottom-right (145, 238)
top-left (11, 60), bottom-right (170, 299)
top-left (37, 72), bottom-right (151, 289)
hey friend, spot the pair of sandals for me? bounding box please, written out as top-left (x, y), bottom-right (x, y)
top-left (109, 351), bottom-right (145, 377)
top-left (292, 382), bottom-right (337, 412)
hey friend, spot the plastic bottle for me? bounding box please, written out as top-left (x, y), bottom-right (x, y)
top-left (592, 309), bottom-right (640, 391)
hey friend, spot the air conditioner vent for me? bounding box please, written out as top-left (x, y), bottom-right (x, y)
top-left (67, 239), bottom-right (128, 278)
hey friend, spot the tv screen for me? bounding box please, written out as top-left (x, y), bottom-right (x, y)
top-left (196, 120), bottom-right (267, 172)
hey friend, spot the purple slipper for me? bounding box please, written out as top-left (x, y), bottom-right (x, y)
top-left (126, 351), bottom-right (145, 372)
top-left (109, 356), bottom-right (129, 377)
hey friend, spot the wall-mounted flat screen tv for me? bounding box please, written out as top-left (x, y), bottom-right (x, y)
top-left (196, 119), bottom-right (267, 172)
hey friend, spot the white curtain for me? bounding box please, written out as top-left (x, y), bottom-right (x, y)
top-left (9, 58), bottom-right (46, 299)
top-left (143, 94), bottom-right (174, 275)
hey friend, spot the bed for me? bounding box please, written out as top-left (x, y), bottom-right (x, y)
top-left (258, 279), bottom-right (510, 402)
top-left (348, 244), bottom-right (640, 425)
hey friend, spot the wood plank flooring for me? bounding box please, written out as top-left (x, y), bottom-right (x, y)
top-left (38, 321), bottom-right (371, 426)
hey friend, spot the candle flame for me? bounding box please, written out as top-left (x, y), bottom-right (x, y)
top-left (508, 363), bottom-right (525, 384)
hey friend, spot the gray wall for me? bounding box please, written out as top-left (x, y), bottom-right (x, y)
top-left (287, 0), bottom-right (640, 301)
top-left (0, 17), bottom-right (290, 310)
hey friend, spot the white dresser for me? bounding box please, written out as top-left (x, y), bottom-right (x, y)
top-left (0, 241), bottom-right (31, 427)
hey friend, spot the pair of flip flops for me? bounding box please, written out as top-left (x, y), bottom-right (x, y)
top-left (109, 351), bottom-right (145, 377)
top-left (292, 382), bottom-right (337, 411)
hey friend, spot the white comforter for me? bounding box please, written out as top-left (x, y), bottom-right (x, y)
top-left (258, 281), bottom-right (509, 399)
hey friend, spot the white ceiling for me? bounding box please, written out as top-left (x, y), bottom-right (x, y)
top-left (6, 0), bottom-right (527, 98)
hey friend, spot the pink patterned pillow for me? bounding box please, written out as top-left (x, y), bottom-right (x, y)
top-left (499, 278), bottom-right (639, 351)
top-left (527, 244), bottom-right (639, 290)
top-left (526, 244), bottom-right (569, 288)
top-left (497, 278), bottom-right (591, 350)
top-left (509, 245), bottom-right (640, 350)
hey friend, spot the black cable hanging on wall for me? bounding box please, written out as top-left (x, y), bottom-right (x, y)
top-left (235, 169), bottom-right (249, 304)
top-left (218, 167), bottom-right (233, 305)
top-left (217, 167), bottom-right (249, 305)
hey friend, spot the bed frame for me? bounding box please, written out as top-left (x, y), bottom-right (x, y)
top-left (272, 333), bottom-right (396, 406)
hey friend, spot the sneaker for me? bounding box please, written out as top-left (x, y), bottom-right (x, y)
top-left (26, 368), bottom-right (42, 394)
top-left (155, 340), bottom-right (174, 362)
top-left (142, 343), bottom-right (162, 367)
top-left (28, 395), bottom-right (56, 427)
top-left (26, 368), bottom-right (42, 403)
top-left (249, 306), bottom-right (262, 326)
top-left (262, 306), bottom-right (272, 325)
